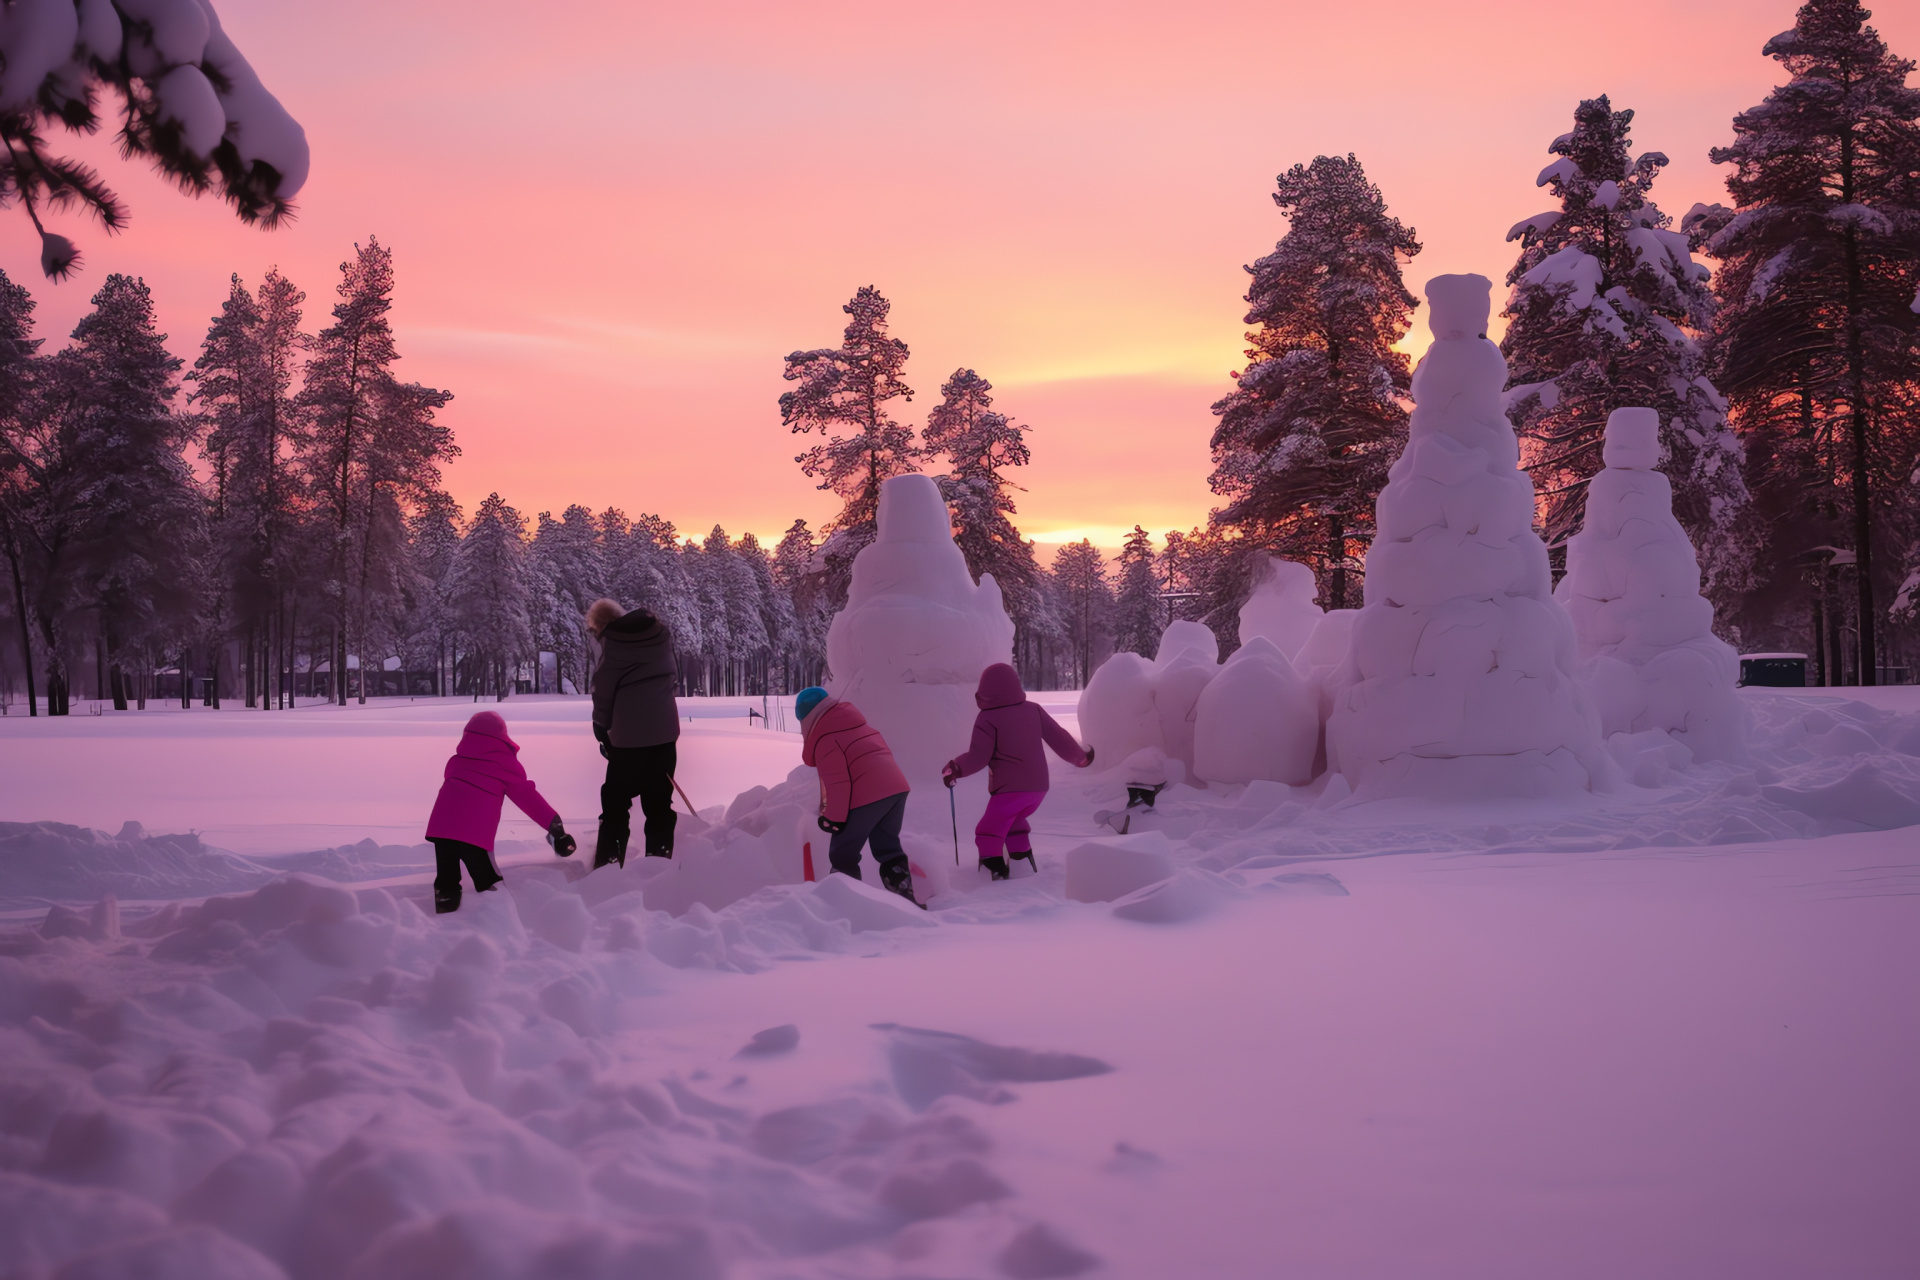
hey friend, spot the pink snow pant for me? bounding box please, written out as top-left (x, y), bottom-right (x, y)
top-left (975, 790), bottom-right (1045, 862)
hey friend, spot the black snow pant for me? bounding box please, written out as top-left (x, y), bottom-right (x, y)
top-left (827, 790), bottom-right (909, 880)
top-left (432, 837), bottom-right (501, 907)
top-left (600, 742), bottom-right (678, 859)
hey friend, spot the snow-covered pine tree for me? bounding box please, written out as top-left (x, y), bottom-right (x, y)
top-left (781, 286), bottom-right (916, 602)
top-left (51, 273), bottom-right (206, 708)
top-left (1111, 526), bottom-right (1161, 658)
top-left (1209, 154), bottom-right (1420, 611)
top-left (529, 504), bottom-right (608, 694)
top-left (923, 367), bottom-right (1043, 632)
top-left (0, 0), bottom-right (307, 276)
top-left (0, 267), bottom-right (44, 712)
top-left (404, 491), bottom-right (462, 696)
top-left (300, 240), bottom-right (454, 702)
top-left (190, 268), bottom-right (310, 708)
top-left (447, 493), bottom-right (533, 701)
top-left (603, 511), bottom-right (700, 691)
top-left (1050, 539), bottom-right (1113, 689)
top-left (1502, 97), bottom-right (1750, 613)
top-left (735, 531), bottom-right (792, 695)
top-left (1693, 0), bottom-right (1920, 678)
top-left (772, 518), bottom-right (830, 691)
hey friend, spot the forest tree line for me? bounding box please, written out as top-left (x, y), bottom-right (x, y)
top-left (2, 0), bottom-right (1917, 712)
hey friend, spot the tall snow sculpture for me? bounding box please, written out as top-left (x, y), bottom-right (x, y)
top-left (1555, 408), bottom-right (1746, 761)
top-left (826, 474), bottom-right (1015, 803)
top-left (1237, 557), bottom-right (1323, 660)
top-left (1327, 274), bottom-right (1605, 798)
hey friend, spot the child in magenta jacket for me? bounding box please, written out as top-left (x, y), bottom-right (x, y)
top-left (942, 663), bottom-right (1093, 879)
top-left (425, 711), bottom-right (575, 913)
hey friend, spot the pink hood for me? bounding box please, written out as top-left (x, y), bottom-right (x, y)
top-left (425, 712), bottom-right (560, 852)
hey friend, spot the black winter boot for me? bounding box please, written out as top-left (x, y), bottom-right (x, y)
top-left (878, 859), bottom-right (924, 908)
top-left (980, 856), bottom-right (1011, 881)
top-left (593, 829), bottom-right (628, 870)
top-left (644, 847), bottom-right (673, 860)
top-left (434, 885), bottom-right (461, 914)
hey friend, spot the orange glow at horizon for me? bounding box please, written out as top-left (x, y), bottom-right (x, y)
top-left (4, 0), bottom-right (1911, 551)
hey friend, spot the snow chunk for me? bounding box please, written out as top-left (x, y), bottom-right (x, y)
top-left (1110, 868), bottom-right (1235, 924)
top-left (876, 1023), bottom-right (1112, 1111)
top-left (1192, 637), bottom-right (1318, 786)
top-left (1761, 763), bottom-right (1920, 832)
top-left (1077, 619), bottom-right (1223, 779)
top-left (806, 872), bottom-right (936, 932)
top-left (1063, 834), bottom-right (1176, 903)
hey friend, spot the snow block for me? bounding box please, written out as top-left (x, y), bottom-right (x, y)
top-left (1062, 835), bottom-right (1176, 903)
top-left (1762, 764), bottom-right (1920, 832)
top-left (1077, 619), bottom-right (1223, 778)
top-left (1109, 869), bottom-right (1234, 924)
top-left (806, 873), bottom-right (936, 932)
top-left (1192, 637), bottom-right (1319, 786)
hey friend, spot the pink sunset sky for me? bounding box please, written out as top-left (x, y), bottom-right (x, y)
top-left (4, 0), bottom-right (1915, 551)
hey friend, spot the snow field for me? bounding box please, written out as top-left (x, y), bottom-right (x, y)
top-left (3, 687), bottom-right (1919, 1276)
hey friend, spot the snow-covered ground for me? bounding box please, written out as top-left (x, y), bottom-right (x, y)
top-left (1, 689), bottom-right (1916, 1278)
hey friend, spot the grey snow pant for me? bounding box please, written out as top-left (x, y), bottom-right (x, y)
top-left (828, 791), bottom-right (909, 880)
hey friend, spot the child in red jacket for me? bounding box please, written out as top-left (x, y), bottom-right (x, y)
top-left (797, 686), bottom-right (918, 905)
top-left (942, 663), bottom-right (1092, 879)
top-left (424, 711), bottom-right (575, 914)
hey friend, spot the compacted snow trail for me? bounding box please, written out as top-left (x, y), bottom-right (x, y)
top-left (1, 690), bottom-right (1917, 1277)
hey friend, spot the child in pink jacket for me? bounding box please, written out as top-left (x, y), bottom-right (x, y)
top-left (425, 711), bottom-right (575, 913)
top-left (942, 663), bottom-right (1092, 879)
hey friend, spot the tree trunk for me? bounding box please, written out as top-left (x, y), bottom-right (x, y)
top-left (1327, 514), bottom-right (1347, 611)
top-left (2, 517), bottom-right (37, 716)
top-left (1844, 235), bottom-right (1876, 686)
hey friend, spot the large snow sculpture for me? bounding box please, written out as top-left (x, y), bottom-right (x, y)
top-left (1327, 274), bottom-right (1605, 798)
top-left (826, 475), bottom-right (1015, 799)
top-left (1555, 408), bottom-right (1747, 762)
top-left (1192, 637), bottom-right (1319, 786)
top-left (1076, 620), bottom-right (1220, 778)
top-left (1237, 557), bottom-right (1323, 660)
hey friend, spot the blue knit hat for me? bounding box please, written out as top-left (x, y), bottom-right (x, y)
top-left (795, 687), bottom-right (829, 722)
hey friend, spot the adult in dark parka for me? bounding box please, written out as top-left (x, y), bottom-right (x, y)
top-left (587, 598), bottom-right (681, 867)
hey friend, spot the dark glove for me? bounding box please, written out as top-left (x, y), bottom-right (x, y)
top-left (1080, 746), bottom-right (1095, 768)
top-left (599, 742), bottom-right (611, 760)
top-left (941, 761), bottom-right (958, 788)
top-left (817, 815), bottom-right (846, 835)
top-left (547, 817), bottom-right (576, 858)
